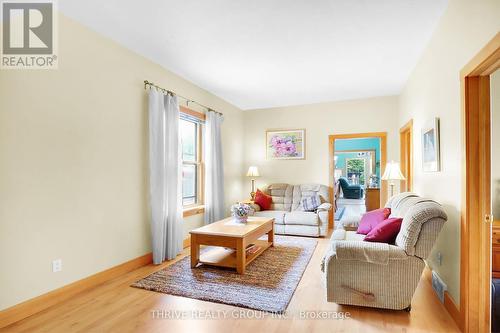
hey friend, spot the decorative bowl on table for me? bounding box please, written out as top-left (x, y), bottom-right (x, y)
top-left (230, 203), bottom-right (253, 223)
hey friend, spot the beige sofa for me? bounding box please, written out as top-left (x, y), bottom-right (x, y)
top-left (321, 192), bottom-right (447, 310)
top-left (251, 183), bottom-right (331, 237)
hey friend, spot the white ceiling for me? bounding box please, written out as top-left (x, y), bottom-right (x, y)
top-left (59, 1), bottom-right (448, 110)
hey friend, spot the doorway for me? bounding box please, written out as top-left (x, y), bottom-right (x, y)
top-left (400, 120), bottom-right (413, 192)
top-left (460, 33), bottom-right (499, 333)
top-left (328, 132), bottom-right (387, 229)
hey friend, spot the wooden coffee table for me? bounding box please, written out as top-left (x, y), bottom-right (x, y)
top-left (189, 216), bottom-right (274, 274)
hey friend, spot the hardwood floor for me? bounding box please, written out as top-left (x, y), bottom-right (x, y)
top-left (1, 234), bottom-right (460, 333)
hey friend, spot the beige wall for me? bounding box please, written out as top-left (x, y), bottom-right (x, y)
top-left (242, 96), bottom-right (400, 193)
top-left (492, 70), bottom-right (500, 220)
top-left (0, 14), bottom-right (244, 310)
top-left (2, 0), bottom-right (499, 314)
top-left (398, 0), bottom-right (500, 306)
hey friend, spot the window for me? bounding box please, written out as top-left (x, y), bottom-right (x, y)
top-left (180, 109), bottom-right (204, 207)
top-left (346, 158), bottom-right (366, 185)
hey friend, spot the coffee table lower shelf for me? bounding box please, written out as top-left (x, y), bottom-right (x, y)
top-left (190, 216), bottom-right (275, 274)
top-left (198, 240), bottom-right (272, 269)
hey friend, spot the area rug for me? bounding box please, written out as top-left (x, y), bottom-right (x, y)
top-left (131, 235), bottom-right (317, 313)
top-left (334, 206), bottom-right (346, 221)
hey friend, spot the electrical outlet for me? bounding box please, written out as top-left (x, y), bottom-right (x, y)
top-left (52, 259), bottom-right (62, 272)
top-left (437, 252), bottom-right (442, 266)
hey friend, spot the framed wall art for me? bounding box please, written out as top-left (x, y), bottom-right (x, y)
top-left (266, 129), bottom-right (305, 160)
top-left (421, 118), bottom-right (440, 172)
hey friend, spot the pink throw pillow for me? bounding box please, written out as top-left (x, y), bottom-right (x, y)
top-left (364, 217), bottom-right (403, 243)
top-left (356, 208), bottom-right (391, 235)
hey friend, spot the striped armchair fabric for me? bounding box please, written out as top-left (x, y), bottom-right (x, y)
top-left (321, 192), bottom-right (447, 310)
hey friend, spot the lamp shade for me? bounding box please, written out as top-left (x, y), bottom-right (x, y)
top-left (246, 166), bottom-right (260, 177)
top-left (381, 161), bottom-right (405, 181)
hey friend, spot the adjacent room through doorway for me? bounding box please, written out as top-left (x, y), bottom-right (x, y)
top-left (329, 133), bottom-right (387, 229)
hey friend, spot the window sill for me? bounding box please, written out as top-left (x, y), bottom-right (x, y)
top-left (183, 205), bottom-right (205, 218)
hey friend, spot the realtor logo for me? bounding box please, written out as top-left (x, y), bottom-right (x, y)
top-left (1, 1), bottom-right (58, 69)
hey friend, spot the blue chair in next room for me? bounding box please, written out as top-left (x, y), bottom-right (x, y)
top-left (338, 177), bottom-right (364, 199)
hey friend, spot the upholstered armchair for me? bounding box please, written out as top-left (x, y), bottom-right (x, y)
top-left (321, 193), bottom-right (447, 311)
top-left (338, 177), bottom-right (364, 199)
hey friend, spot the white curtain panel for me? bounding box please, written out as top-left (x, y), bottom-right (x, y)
top-left (204, 111), bottom-right (225, 224)
top-left (148, 89), bottom-right (183, 264)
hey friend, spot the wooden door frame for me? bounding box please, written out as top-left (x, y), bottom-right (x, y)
top-left (328, 132), bottom-right (388, 228)
top-left (399, 120), bottom-right (413, 192)
top-left (460, 32), bottom-right (499, 333)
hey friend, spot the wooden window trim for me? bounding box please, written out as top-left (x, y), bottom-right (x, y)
top-left (180, 105), bottom-right (206, 121)
top-left (183, 204), bottom-right (205, 218)
top-left (180, 106), bottom-right (205, 217)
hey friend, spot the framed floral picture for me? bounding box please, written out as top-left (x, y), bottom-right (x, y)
top-left (421, 118), bottom-right (440, 172)
top-left (266, 129), bottom-right (305, 160)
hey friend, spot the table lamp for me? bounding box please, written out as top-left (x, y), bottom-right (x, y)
top-left (382, 161), bottom-right (405, 197)
top-left (246, 166), bottom-right (260, 200)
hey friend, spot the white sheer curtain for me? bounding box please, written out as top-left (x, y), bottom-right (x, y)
top-left (204, 110), bottom-right (225, 224)
top-left (148, 89), bottom-right (183, 264)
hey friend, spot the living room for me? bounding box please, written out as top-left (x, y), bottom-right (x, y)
top-left (0, 1), bottom-right (499, 332)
